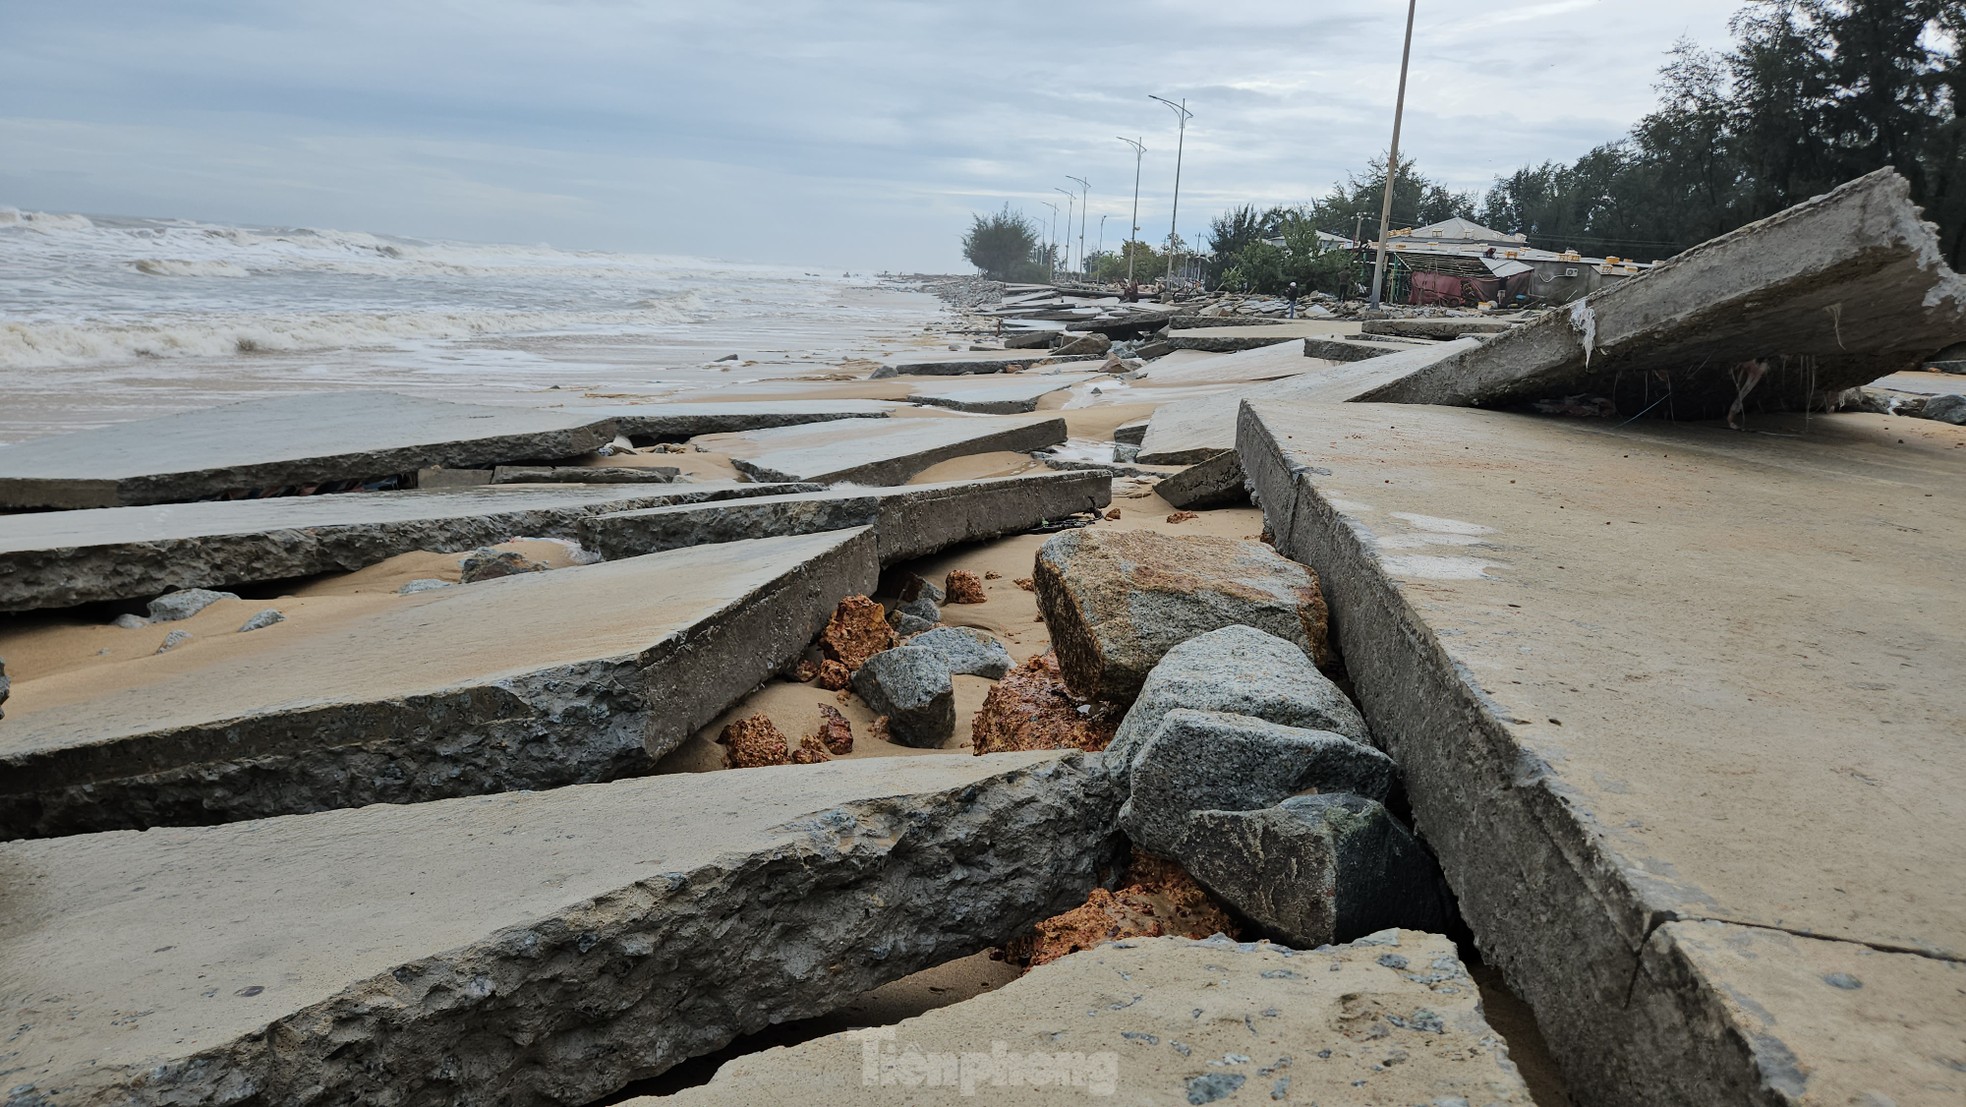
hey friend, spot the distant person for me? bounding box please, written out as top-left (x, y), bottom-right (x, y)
top-left (1284, 281), bottom-right (1300, 319)
top-left (1124, 279), bottom-right (1139, 303)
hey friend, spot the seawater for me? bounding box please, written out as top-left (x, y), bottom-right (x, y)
top-left (0, 208), bottom-right (945, 443)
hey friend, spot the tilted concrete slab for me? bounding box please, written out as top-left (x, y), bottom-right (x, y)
top-left (651, 931), bottom-right (1532, 1106)
top-left (879, 351), bottom-right (1098, 376)
top-left (1359, 170), bottom-right (1966, 419)
top-left (0, 529), bottom-right (877, 838)
top-left (0, 391), bottom-right (618, 510)
top-left (488, 465), bottom-right (680, 483)
top-left (907, 374), bottom-right (1098, 414)
top-left (1164, 321), bottom-right (1345, 353)
top-left (563, 400), bottom-right (896, 442)
top-left (0, 481), bottom-right (812, 612)
top-left (581, 472), bottom-right (1109, 565)
top-left (1153, 450), bottom-right (1246, 509)
top-left (699, 415), bottom-right (1068, 485)
top-left (1137, 339), bottom-right (1479, 464)
top-left (1237, 400), bottom-right (1966, 1106)
top-left (0, 752), bottom-right (1123, 1107)
top-left (1301, 335), bottom-right (1429, 363)
top-left (1362, 316), bottom-right (1523, 339)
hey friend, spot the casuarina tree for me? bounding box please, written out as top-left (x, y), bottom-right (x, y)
top-left (962, 206), bottom-right (1049, 282)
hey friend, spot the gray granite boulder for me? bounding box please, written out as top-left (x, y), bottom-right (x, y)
top-left (155, 630), bottom-right (193, 654)
top-left (1923, 393), bottom-right (1966, 424)
top-left (1185, 794), bottom-right (1454, 949)
top-left (459, 547), bottom-right (547, 583)
top-left (1033, 528), bottom-right (1330, 703)
top-left (1119, 708), bottom-right (1394, 860)
top-left (1055, 332), bottom-right (1112, 357)
top-left (851, 645), bottom-right (956, 747)
top-left (237, 609), bottom-right (285, 632)
top-left (907, 626), bottom-right (1013, 679)
top-left (145, 588), bottom-right (238, 623)
top-left (1108, 625), bottom-right (1369, 775)
top-left (111, 613), bottom-right (148, 629)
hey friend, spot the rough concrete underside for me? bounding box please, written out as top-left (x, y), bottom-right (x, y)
top-left (0, 529), bottom-right (878, 838)
top-left (906, 374), bottom-right (1096, 414)
top-left (1237, 400), bottom-right (1966, 1106)
top-left (1163, 321), bottom-right (1348, 353)
top-left (0, 392), bottom-right (618, 510)
top-left (1360, 170), bottom-right (1966, 419)
top-left (562, 400), bottom-right (896, 441)
top-left (1137, 339), bottom-right (1478, 464)
top-left (0, 481), bottom-right (808, 612)
top-left (651, 931), bottom-right (1532, 1105)
top-left (581, 471), bottom-right (1108, 564)
top-left (878, 351), bottom-right (1097, 376)
top-left (698, 415), bottom-right (1067, 485)
top-left (0, 752), bottom-right (1123, 1107)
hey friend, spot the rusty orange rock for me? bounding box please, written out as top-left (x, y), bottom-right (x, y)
top-left (1009, 852), bottom-right (1238, 970)
top-left (1165, 510), bottom-right (1199, 524)
top-left (811, 703), bottom-right (853, 755)
top-left (718, 714), bottom-right (791, 769)
top-left (944, 570), bottom-right (987, 604)
top-left (792, 658), bottom-right (820, 683)
top-left (818, 594), bottom-right (895, 672)
top-left (816, 659), bottom-right (852, 691)
top-left (970, 653), bottom-right (1119, 756)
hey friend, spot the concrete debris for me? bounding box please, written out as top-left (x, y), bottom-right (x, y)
top-left (646, 931), bottom-right (1531, 1106)
top-left (1363, 317), bottom-right (1521, 339)
top-left (1119, 707), bottom-right (1395, 860)
top-left (695, 415), bottom-right (1068, 485)
top-left (0, 530), bottom-right (878, 838)
top-left (580, 472), bottom-right (1110, 566)
top-left (1033, 528), bottom-right (1332, 703)
top-left (943, 569), bottom-right (986, 603)
top-left (0, 752), bottom-right (1124, 1106)
top-left (1165, 322), bottom-right (1341, 353)
top-left (851, 645), bottom-right (956, 748)
top-left (145, 587), bottom-right (238, 623)
top-left (398, 578), bottom-right (451, 594)
top-left (1053, 332), bottom-right (1111, 357)
top-left (458, 546), bottom-right (548, 582)
top-left (1358, 170), bottom-right (1966, 419)
top-left (236, 608), bottom-right (284, 633)
top-left (0, 391), bottom-right (620, 510)
top-left (154, 629), bottom-right (192, 654)
top-left (876, 351), bottom-right (1099, 377)
top-left (818, 594), bottom-right (895, 672)
top-left (563, 400), bottom-right (897, 442)
top-left (719, 713), bottom-right (793, 769)
top-left (1154, 449), bottom-right (1248, 509)
top-left (488, 465), bottom-right (680, 484)
top-left (907, 374), bottom-right (1094, 414)
top-left (1300, 335), bottom-right (1427, 362)
top-left (970, 653), bottom-right (1120, 755)
top-left (0, 482), bottom-right (800, 613)
top-left (1106, 625), bottom-right (1369, 777)
top-left (907, 626), bottom-right (1013, 679)
top-left (1238, 397), bottom-right (1966, 1104)
top-left (1184, 794), bottom-right (1454, 949)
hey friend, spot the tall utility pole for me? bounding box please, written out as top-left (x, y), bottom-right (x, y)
top-left (1149, 95), bottom-right (1192, 295)
top-left (1098, 213), bottom-right (1111, 265)
top-left (1067, 175), bottom-right (1089, 282)
top-left (1368, 0), bottom-right (1418, 311)
top-left (1052, 187), bottom-right (1076, 276)
top-left (1117, 136), bottom-right (1145, 285)
top-left (1040, 201), bottom-right (1059, 281)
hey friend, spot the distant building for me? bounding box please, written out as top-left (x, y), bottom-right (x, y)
top-left (1368, 217), bottom-right (1650, 307)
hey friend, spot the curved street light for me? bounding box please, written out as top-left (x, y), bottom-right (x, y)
top-left (1117, 136), bottom-right (1145, 286)
top-left (1369, 0), bottom-right (1418, 310)
top-left (1066, 175), bottom-right (1089, 282)
top-left (1148, 95), bottom-right (1193, 295)
top-left (1052, 186), bottom-right (1076, 277)
top-left (1039, 200), bottom-right (1059, 281)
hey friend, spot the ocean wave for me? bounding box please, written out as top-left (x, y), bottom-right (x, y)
top-left (133, 258), bottom-right (252, 278)
top-left (0, 208), bottom-right (97, 231)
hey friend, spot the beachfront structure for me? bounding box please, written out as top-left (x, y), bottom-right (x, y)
top-left (1368, 216), bottom-right (1650, 307)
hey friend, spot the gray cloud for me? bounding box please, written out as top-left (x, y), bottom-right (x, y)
top-left (1, 0), bottom-right (1737, 268)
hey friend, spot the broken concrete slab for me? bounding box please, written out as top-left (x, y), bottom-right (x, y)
top-left (0, 391), bottom-right (619, 510)
top-left (647, 931), bottom-right (1533, 1105)
top-left (488, 465), bottom-right (680, 483)
top-left (698, 414), bottom-right (1068, 485)
top-left (0, 529), bottom-right (878, 838)
top-left (0, 482), bottom-right (806, 613)
top-left (0, 751), bottom-right (1124, 1107)
top-left (1033, 528), bottom-right (1331, 703)
top-left (1136, 338), bottom-right (1480, 464)
top-left (1238, 399), bottom-right (1966, 1105)
top-left (1153, 449), bottom-right (1246, 509)
top-left (1112, 419), bottom-right (1149, 446)
top-left (906, 374), bottom-right (1097, 414)
top-left (1359, 170), bottom-right (1966, 419)
top-left (1301, 334), bottom-right (1429, 363)
top-left (580, 472), bottom-right (1107, 565)
top-left (1184, 794), bottom-right (1454, 949)
top-left (876, 351), bottom-right (1098, 376)
top-left (1362, 316), bottom-right (1522, 339)
top-left (1164, 321), bottom-right (1345, 353)
top-left (562, 399), bottom-right (896, 442)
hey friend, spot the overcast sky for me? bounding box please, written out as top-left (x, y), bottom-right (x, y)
top-left (1, 1), bottom-right (1740, 270)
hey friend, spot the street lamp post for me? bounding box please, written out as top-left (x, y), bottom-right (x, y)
top-left (1040, 200), bottom-right (1059, 281)
top-left (1098, 213), bottom-right (1111, 268)
top-left (1368, 0), bottom-right (1418, 311)
top-left (1116, 136), bottom-right (1145, 286)
top-left (1067, 175), bottom-right (1089, 283)
top-left (1052, 187), bottom-right (1076, 277)
top-left (1149, 95), bottom-right (1192, 296)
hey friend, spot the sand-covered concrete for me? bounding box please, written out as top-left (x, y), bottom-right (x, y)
top-left (698, 412), bottom-right (1067, 485)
